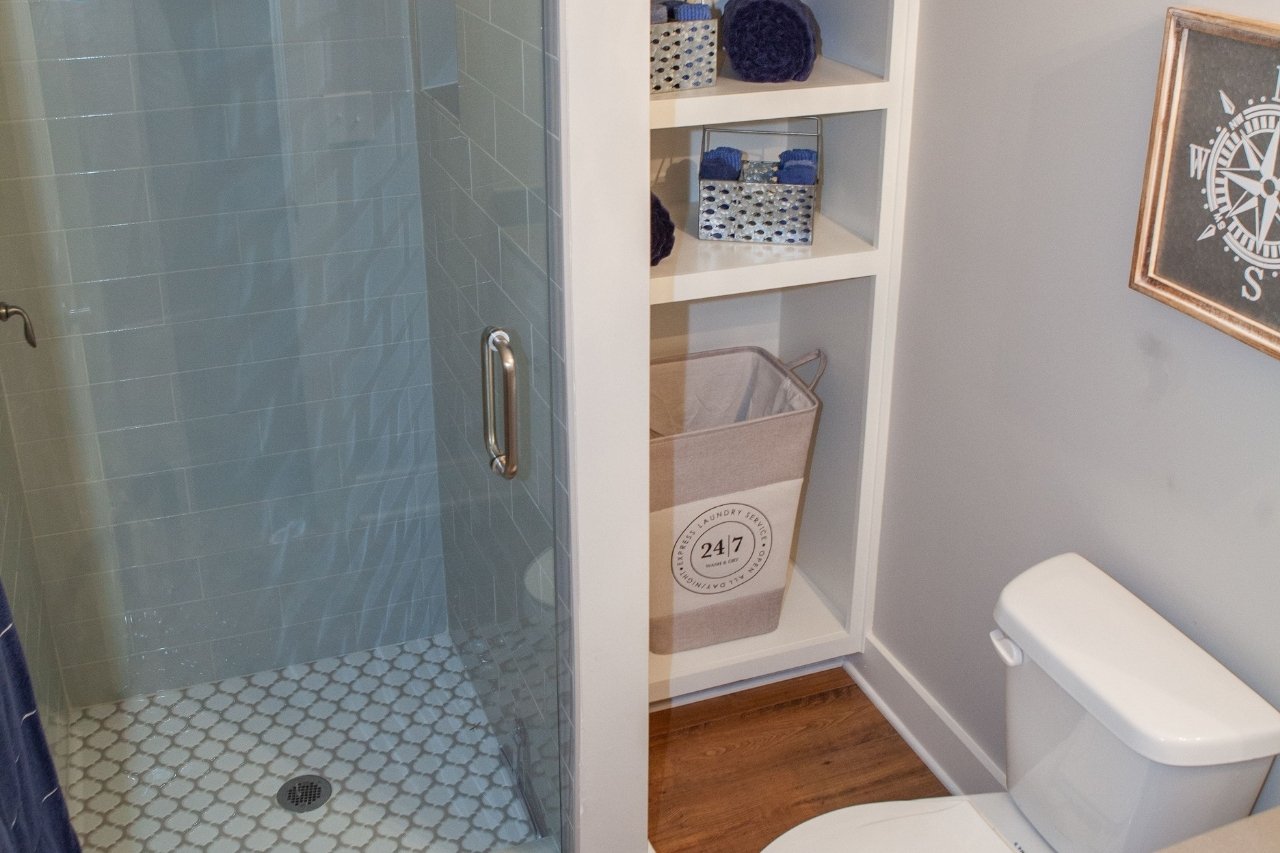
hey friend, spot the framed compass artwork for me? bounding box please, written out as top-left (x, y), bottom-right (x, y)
top-left (1133, 8), bottom-right (1280, 358)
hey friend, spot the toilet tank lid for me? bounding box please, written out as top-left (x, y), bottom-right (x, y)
top-left (994, 553), bottom-right (1280, 767)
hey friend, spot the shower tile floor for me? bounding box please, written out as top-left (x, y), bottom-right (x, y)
top-left (63, 635), bottom-right (535, 852)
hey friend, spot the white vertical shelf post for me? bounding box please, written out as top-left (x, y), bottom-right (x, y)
top-left (558, 0), bottom-right (651, 849)
top-left (849, 0), bottom-right (921, 647)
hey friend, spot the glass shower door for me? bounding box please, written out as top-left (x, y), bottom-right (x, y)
top-left (0, 0), bottom-right (563, 849)
top-left (412, 0), bottom-right (565, 841)
top-left (413, 0), bottom-right (565, 841)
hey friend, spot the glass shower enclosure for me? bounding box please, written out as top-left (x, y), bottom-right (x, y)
top-left (0, 0), bottom-right (565, 849)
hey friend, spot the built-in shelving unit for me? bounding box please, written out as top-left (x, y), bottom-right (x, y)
top-left (648, 0), bottom-right (916, 703)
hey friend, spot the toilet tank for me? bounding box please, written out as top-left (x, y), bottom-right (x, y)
top-left (991, 554), bottom-right (1280, 853)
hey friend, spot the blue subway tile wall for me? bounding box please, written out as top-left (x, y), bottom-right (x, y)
top-left (0, 0), bottom-right (448, 706)
top-left (413, 0), bottom-right (570, 843)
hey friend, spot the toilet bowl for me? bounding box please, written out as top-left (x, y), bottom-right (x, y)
top-left (764, 793), bottom-right (1051, 852)
top-left (764, 554), bottom-right (1280, 853)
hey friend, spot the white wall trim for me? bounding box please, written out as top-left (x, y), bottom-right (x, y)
top-left (849, 0), bottom-right (921, 649)
top-left (845, 636), bottom-right (1005, 795)
top-left (651, 658), bottom-right (847, 711)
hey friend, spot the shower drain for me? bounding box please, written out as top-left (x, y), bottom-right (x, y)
top-left (275, 774), bottom-right (333, 813)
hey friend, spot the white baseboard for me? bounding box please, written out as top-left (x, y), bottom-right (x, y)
top-left (651, 657), bottom-right (846, 710)
top-left (845, 633), bottom-right (1005, 794)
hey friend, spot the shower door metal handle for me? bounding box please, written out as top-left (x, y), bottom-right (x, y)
top-left (0, 303), bottom-right (37, 348)
top-left (481, 327), bottom-right (518, 479)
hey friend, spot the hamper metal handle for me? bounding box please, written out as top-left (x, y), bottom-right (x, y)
top-left (481, 327), bottom-right (519, 480)
top-left (701, 116), bottom-right (824, 183)
top-left (786, 349), bottom-right (826, 392)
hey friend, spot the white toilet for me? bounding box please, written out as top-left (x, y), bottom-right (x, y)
top-left (765, 553), bottom-right (1280, 852)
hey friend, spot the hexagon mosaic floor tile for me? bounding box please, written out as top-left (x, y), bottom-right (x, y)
top-left (63, 634), bottom-right (536, 852)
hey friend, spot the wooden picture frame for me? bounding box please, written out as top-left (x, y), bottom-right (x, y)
top-left (1132, 8), bottom-right (1280, 358)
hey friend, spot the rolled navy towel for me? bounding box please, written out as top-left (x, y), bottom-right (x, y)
top-left (698, 146), bottom-right (743, 181)
top-left (651, 193), bottom-right (676, 266)
top-left (722, 0), bottom-right (819, 82)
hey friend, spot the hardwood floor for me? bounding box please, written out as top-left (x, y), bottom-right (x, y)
top-left (648, 668), bottom-right (949, 853)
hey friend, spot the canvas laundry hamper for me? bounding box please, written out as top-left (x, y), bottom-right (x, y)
top-left (650, 346), bottom-right (824, 653)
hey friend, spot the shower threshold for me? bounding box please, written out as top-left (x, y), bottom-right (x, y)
top-left (63, 634), bottom-right (535, 852)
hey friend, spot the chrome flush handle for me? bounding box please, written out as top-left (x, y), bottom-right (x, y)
top-left (481, 327), bottom-right (519, 480)
top-left (0, 303), bottom-right (37, 348)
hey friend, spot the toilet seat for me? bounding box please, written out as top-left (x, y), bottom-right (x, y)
top-left (762, 794), bottom-right (1053, 853)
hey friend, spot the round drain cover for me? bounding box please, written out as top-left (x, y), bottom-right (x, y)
top-left (276, 774), bottom-right (332, 812)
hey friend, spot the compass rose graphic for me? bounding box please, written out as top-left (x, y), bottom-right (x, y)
top-left (1189, 72), bottom-right (1280, 302)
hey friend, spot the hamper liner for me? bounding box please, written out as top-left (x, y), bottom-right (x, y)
top-left (650, 346), bottom-right (825, 653)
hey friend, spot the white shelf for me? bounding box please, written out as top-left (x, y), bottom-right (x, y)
top-left (650, 206), bottom-right (881, 304)
top-left (650, 57), bottom-right (891, 130)
top-left (649, 568), bottom-right (855, 702)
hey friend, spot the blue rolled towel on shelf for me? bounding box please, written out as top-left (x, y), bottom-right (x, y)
top-left (699, 146), bottom-right (743, 181)
top-left (722, 0), bottom-right (819, 82)
top-left (651, 193), bottom-right (676, 266)
top-left (777, 163), bottom-right (817, 185)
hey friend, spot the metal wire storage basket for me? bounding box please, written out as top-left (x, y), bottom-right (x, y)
top-left (697, 118), bottom-right (822, 244)
top-left (651, 18), bottom-right (718, 93)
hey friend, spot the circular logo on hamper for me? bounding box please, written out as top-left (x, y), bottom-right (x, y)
top-left (671, 503), bottom-right (772, 594)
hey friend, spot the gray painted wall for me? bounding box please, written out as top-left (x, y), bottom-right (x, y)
top-left (877, 0), bottom-right (1280, 808)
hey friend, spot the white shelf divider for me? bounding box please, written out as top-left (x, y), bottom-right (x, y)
top-left (650, 57), bottom-right (891, 129)
top-left (650, 206), bottom-right (881, 305)
top-left (649, 568), bottom-right (856, 702)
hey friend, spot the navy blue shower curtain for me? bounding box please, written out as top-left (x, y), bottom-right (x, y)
top-left (0, 581), bottom-right (81, 853)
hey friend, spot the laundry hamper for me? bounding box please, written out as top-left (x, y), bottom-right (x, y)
top-left (649, 346), bottom-right (825, 653)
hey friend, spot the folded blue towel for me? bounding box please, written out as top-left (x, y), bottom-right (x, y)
top-left (699, 146), bottom-right (744, 181)
top-left (779, 148), bottom-right (818, 166)
top-left (674, 2), bottom-right (713, 21)
top-left (777, 162), bottom-right (818, 185)
top-left (651, 4), bottom-right (670, 23)
top-left (722, 0), bottom-right (819, 82)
